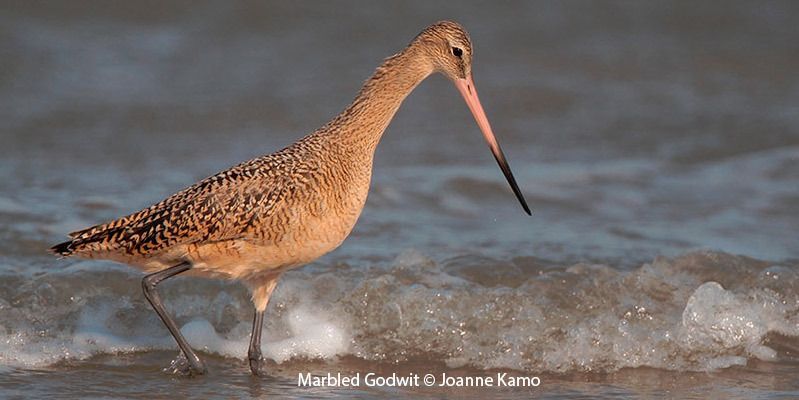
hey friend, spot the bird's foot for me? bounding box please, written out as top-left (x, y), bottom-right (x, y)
top-left (248, 349), bottom-right (263, 376)
top-left (164, 352), bottom-right (207, 376)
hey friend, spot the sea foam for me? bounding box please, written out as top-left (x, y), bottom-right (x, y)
top-left (1, 251), bottom-right (797, 372)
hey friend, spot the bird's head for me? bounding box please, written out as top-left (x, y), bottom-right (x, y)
top-left (413, 20), bottom-right (474, 80)
top-left (411, 21), bottom-right (531, 215)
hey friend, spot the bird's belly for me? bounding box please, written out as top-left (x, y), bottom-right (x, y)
top-left (185, 239), bottom-right (331, 279)
top-left (291, 203), bottom-right (363, 260)
top-left (181, 188), bottom-right (366, 280)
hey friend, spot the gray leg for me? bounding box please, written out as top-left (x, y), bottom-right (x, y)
top-left (246, 276), bottom-right (279, 376)
top-left (142, 262), bottom-right (207, 375)
top-left (248, 309), bottom-right (265, 375)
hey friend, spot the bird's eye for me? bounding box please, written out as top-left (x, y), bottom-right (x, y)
top-left (451, 47), bottom-right (463, 57)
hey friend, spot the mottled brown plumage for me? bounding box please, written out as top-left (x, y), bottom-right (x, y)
top-left (50, 20), bottom-right (530, 376)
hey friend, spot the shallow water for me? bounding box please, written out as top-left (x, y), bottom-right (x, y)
top-left (2, 0), bottom-right (799, 398)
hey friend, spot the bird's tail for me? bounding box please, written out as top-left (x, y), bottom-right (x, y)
top-left (50, 240), bottom-right (75, 257)
top-left (49, 223), bottom-right (123, 258)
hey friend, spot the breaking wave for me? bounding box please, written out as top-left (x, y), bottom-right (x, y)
top-left (1, 250), bottom-right (797, 373)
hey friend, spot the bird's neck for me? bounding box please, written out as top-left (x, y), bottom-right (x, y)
top-left (322, 45), bottom-right (434, 155)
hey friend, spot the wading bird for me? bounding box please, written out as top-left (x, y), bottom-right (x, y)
top-left (51, 20), bottom-right (530, 376)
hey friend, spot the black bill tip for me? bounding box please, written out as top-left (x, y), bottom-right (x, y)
top-left (492, 148), bottom-right (531, 216)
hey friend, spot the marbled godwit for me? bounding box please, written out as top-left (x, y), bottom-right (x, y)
top-left (50, 20), bottom-right (530, 376)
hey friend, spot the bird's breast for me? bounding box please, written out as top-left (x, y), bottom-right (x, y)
top-left (245, 155), bottom-right (374, 269)
top-left (287, 164), bottom-right (372, 260)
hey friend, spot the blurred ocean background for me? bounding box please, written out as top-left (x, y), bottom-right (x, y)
top-left (1, 1), bottom-right (798, 398)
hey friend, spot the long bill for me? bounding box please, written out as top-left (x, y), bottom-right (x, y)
top-left (454, 74), bottom-right (531, 215)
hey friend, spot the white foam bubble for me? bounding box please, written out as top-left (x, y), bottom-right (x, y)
top-left (679, 282), bottom-right (776, 361)
top-left (263, 306), bottom-right (350, 363)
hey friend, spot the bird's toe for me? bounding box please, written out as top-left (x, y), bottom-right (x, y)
top-left (248, 351), bottom-right (263, 376)
top-left (164, 352), bottom-right (207, 376)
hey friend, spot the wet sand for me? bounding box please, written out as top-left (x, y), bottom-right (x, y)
top-left (3, 355), bottom-right (799, 399)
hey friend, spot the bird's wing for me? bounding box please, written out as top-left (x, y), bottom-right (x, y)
top-left (52, 154), bottom-right (296, 257)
